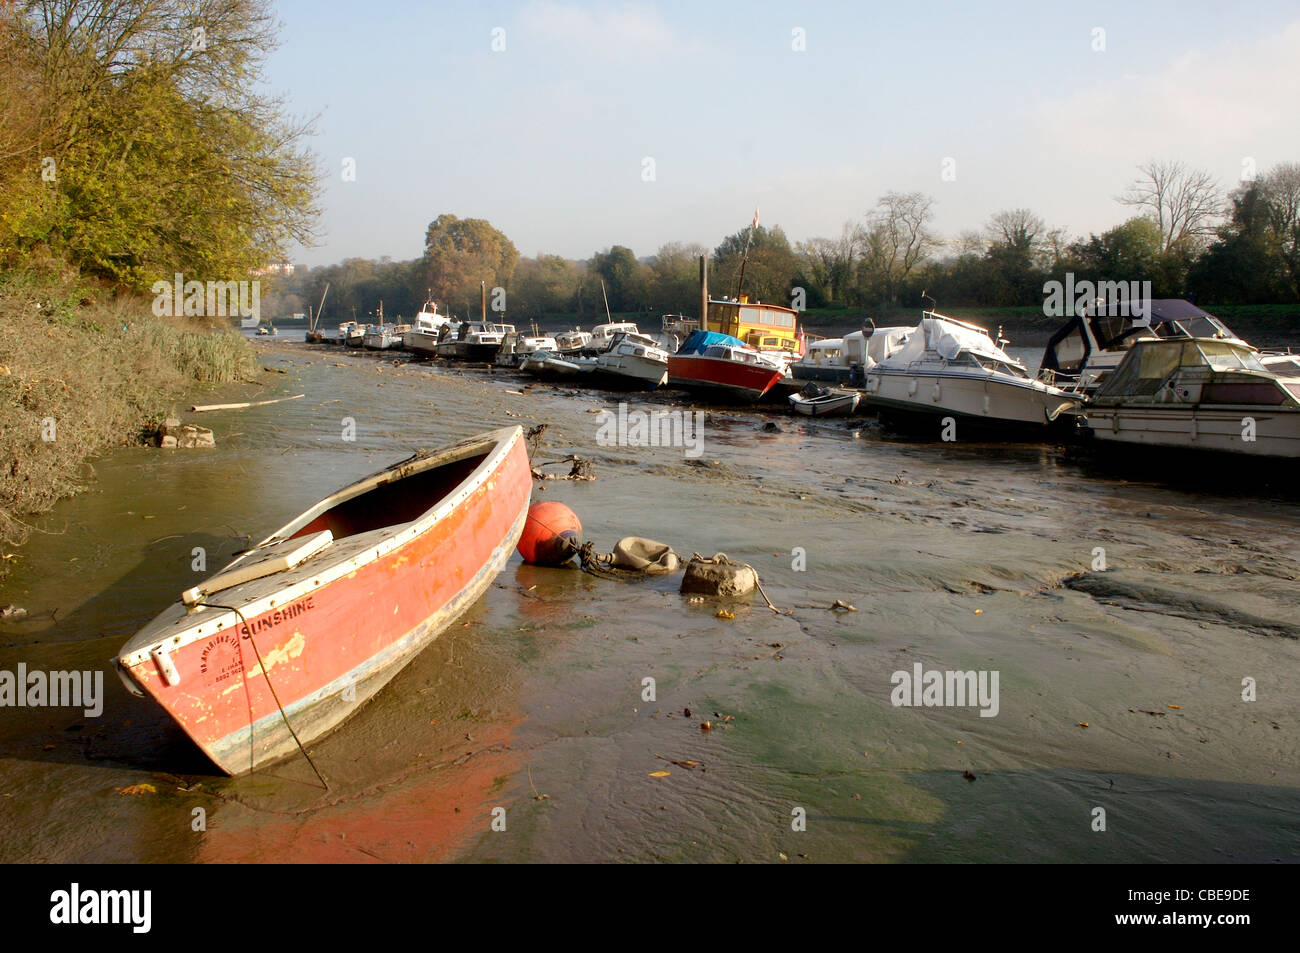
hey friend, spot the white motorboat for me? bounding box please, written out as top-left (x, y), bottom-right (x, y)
top-left (1038, 298), bottom-right (1254, 395)
top-left (862, 311), bottom-right (1083, 434)
top-left (494, 331), bottom-right (558, 367)
top-left (1083, 337), bottom-right (1300, 458)
top-left (435, 321), bottom-right (514, 361)
top-left (585, 322), bottom-right (640, 354)
top-left (363, 326), bottom-right (405, 350)
top-left (403, 301), bottom-right (454, 356)
top-left (520, 350), bottom-right (596, 380)
top-left (555, 329), bottom-right (593, 354)
top-left (788, 383), bottom-right (861, 416)
top-left (592, 331), bottom-right (669, 389)
top-left (792, 326), bottom-right (911, 384)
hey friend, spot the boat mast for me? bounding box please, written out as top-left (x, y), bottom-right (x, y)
top-left (313, 283), bottom-right (329, 332)
top-left (481, 281), bottom-right (486, 322)
top-left (699, 254), bottom-right (709, 334)
top-left (734, 207), bottom-right (758, 299)
top-left (600, 279), bottom-right (613, 322)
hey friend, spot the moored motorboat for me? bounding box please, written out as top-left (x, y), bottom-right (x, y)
top-left (435, 321), bottom-right (514, 361)
top-left (403, 301), bottom-right (453, 356)
top-left (519, 349), bottom-right (596, 381)
top-left (115, 427), bottom-right (533, 774)
top-left (591, 331), bottom-right (670, 389)
top-left (862, 310), bottom-right (1082, 435)
top-left (1083, 337), bottom-right (1300, 458)
top-left (555, 329), bottom-right (592, 355)
top-left (1038, 298), bottom-right (1249, 395)
top-left (668, 330), bottom-right (788, 402)
top-left (792, 326), bottom-right (911, 384)
top-left (584, 322), bottom-right (640, 355)
top-left (788, 382), bottom-right (861, 416)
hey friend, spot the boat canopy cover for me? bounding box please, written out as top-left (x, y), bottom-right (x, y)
top-left (880, 317), bottom-right (1006, 366)
top-left (678, 330), bottom-right (747, 355)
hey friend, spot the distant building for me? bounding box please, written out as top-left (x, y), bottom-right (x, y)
top-left (251, 261), bottom-right (295, 277)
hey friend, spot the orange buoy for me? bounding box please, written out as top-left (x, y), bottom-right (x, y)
top-left (517, 501), bottom-right (582, 565)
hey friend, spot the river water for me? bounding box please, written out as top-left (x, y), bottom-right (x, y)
top-left (1, 340), bottom-right (1296, 863)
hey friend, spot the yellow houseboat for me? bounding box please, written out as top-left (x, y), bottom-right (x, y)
top-left (698, 296), bottom-right (803, 366)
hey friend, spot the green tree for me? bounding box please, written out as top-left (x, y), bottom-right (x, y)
top-left (712, 224), bottom-right (798, 306)
top-left (0, 0), bottom-right (321, 288)
top-left (422, 214), bottom-right (520, 317)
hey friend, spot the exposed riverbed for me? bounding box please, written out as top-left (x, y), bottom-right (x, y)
top-left (1, 340), bottom-right (1296, 863)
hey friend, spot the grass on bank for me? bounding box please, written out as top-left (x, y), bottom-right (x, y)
top-left (0, 269), bottom-right (259, 568)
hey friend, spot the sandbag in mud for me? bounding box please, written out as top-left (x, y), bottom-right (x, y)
top-left (680, 553), bottom-right (758, 597)
top-left (608, 537), bottom-right (679, 574)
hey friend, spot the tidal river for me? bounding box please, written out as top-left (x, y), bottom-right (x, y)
top-left (1, 341), bottom-right (1296, 863)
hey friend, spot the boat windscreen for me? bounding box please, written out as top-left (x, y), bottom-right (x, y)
top-left (1197, 341), bottom-right (1266, 372)
top-left (290, 452), bottom-right (489, 541)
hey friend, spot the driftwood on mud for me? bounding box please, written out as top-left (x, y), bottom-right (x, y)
top-left (190, 394), bottom-right (305, 412)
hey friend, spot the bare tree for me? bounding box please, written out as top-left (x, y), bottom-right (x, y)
top-left (1260, 162), bottom-right (1300, 297)
top-left (860, 191), bottom-right (937, 305)
top-left (1119, 159), bottom-right (1221, 253)
top-left (986, 208), bottom-right (1045, 253)
top-left (797, 221), bottom-right (863, 303)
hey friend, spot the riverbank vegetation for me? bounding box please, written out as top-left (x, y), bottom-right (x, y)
top-left (0, 1), bottom-right (319, 571)
top-left (0, 271), bottom-right (259, 569)
top-left (272, 160), bottom-right (1300, 337)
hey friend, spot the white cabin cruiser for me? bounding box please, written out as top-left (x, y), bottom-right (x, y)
top-left (555, 329), bottom-right (593, 354)
top-left (585, 322), bottom-right (640, 354)
top-left (863, 311), bottom-right (1082, 433)
top-left (1083, 337), bottom-right (1300, 458)
top-left (792, 326), bottom-right (911, 384)
top-left (403, 302), bottom-right (454, 356)
top-left (1039, 299), bottom-right (1256, 395)
top-left (592, 331), bottom-right (669, 389)
top-left (435, 321), bottom-right (514, 361)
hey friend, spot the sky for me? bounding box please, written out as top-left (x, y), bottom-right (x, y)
top-left (264, 0), bottom-right (1300, 267)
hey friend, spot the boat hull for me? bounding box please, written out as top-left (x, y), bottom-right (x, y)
top-left (117, 429), bottom-right (532, 775)
top-left (789, 392), bottom-right (861, 416)
top-left (667, 354), bottom-right (785, 401)
top-left (863, 368), bottom-right (1080, 430)
top-left (1083, 406), bottom-right (1300, 458)
top-left (593, 357), bottom-right (667, 389)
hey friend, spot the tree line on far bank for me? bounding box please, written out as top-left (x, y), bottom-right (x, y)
top-left (271, 159), bottom-right (1300, 326)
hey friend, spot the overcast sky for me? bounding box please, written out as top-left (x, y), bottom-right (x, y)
top-left (266, 0), bottom-right (1300, 267)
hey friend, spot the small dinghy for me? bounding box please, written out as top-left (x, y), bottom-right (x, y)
top-left (788, 382), bottom-right (861, 416)
top-left (116, 427), bottom-right (532, 775)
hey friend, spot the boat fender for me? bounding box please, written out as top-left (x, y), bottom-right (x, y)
top-left (517, 501), bottom-right (582, 565)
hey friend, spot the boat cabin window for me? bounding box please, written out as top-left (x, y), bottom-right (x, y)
top-left (1196, 341), bottom-right (1266, 373)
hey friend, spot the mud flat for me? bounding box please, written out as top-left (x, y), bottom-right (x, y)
top-left (0, 339), bottom-right (1295, 863)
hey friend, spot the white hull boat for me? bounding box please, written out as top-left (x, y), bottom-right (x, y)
top-left (1084, 337), bottom-right (1300, 458)
top-left (863, 311), bottom-right (1082, 434)
top-left (592, 331), bottom-right (669, 389)
top-left (788, 384), bottom-right (861, 416)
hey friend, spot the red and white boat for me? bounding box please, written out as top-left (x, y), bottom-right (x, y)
top-left (668, 331), bottom-right (790, 401)
top-left (116, 426), bottom-right (532, 775)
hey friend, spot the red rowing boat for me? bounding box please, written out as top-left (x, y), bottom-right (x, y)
top-left (116, 426), bottom-right (532, 775)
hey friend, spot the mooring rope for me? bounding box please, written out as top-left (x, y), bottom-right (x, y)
top-left (202, 601), bottom-right (329, 790)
